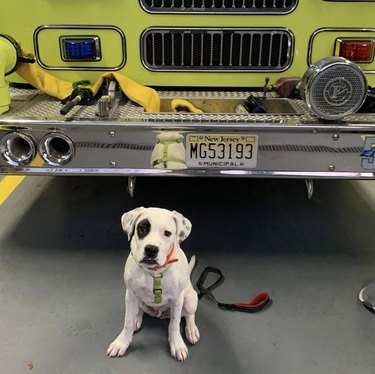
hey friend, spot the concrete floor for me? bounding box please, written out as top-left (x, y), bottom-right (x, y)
top-left (1, 176), bottom-right (375, 374)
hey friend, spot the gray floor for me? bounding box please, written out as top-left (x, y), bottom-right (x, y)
top-left (1, 176), bottom-right (375, 374)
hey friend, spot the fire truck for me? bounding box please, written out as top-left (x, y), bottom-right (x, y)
top-left (1, 0), bottom-right (375, 196)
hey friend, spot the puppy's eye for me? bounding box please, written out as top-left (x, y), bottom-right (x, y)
top-left (137, 219), bottom-right (150, 239)
top-left (164, 230), bottom-right (172, 237)
top-left (139, 225), bottom-right (147, 234)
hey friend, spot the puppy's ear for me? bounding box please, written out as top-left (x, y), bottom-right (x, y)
top-left (121, 207), bottom-right (144, 241)
top-left (172, 210), bottom-right (192, 243)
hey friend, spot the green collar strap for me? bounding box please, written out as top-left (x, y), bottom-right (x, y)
top-left (153, 275), bottom-right (163, 304)
top-left (151, 264), bottom-right (172, 304)
top-left (131, 252), bottom-right (172, 304)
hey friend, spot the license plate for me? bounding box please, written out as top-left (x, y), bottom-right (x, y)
top-left (186, 134), bottom-right (258, 168)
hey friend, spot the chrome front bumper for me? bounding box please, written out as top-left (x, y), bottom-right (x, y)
top-left (1, 87), bottom-right (375, 179)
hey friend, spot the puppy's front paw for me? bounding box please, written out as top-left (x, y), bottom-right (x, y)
top-left (107, 335), bottom-right (130, 358)
top-left (169, 334), bottom-right (189, 361)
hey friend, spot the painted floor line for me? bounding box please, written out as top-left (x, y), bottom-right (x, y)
top-left (0, 175), bottom-right (26, 205)
top-left (0, 155), bottom-right (44, 206)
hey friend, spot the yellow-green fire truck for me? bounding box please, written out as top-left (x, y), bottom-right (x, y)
top-left (1, 0), bottom-right (375, 195)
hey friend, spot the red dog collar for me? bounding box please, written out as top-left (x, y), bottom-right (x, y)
top-left (147, 244), bottom-right (178, 271)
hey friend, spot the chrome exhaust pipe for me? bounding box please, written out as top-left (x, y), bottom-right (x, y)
top-left (39, 133), bottom-right (75, 165)
top-left (0, 132), bottom-right (37, 165)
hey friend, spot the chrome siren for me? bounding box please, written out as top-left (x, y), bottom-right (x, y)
top-left (300, 57), bottom-right (367, 120)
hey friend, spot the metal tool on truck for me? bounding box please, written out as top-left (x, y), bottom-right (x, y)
top-left (1, 0), bottom-right (375, 197)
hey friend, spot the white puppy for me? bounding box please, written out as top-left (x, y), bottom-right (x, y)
top-left (107, 207), bottom-right (200, 361)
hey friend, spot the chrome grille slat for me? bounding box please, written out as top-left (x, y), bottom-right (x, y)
top-left (268, 34), bottom-right (273, 67)
top-left (140, 0), bottom-right (297, 13)
top-left (141, 28), bottom-right (293, 72)
top-left (278, 34), bottom-right (282, 67)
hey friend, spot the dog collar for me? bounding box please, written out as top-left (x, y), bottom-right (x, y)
top-left (146, 244), bottom-right (178, 271)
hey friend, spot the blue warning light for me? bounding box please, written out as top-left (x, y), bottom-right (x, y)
top-left (61, 37), bottom-right (100, 61)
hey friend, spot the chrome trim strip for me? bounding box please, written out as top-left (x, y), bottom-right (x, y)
top-left (139, 0), bottom-right (299, 15)
top-left (308, 27), bottom-right (375, 73)
top-left (0, 167), bottom-right (373, 179)
top-left (2, 119), bottom-right (375, 131)
top-left (141, 27), bottom-right (294, 73)
top-left (33, 25), bottom-right (126, 71)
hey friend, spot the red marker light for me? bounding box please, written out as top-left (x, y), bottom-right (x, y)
top-left (335, 39), bottom-right (374, 63)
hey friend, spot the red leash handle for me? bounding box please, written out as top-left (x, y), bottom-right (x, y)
top-left (234, 292), bottom-right (270, 312)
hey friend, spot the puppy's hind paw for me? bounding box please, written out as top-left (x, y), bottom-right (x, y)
top-left (107, 337), bottom-right (130, 358)
top-left (134, 312), bottom-right (144, 332)
top-left (185, 324), bottom-right (200, 345)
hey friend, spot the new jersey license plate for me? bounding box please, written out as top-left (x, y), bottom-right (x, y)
top-left (186, 134), bottom-right (258, 168)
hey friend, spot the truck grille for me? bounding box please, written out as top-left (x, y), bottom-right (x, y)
top-left (140, 0), bottom-right (297, 14)
top-left (141, 28), bottom-right (293, 72)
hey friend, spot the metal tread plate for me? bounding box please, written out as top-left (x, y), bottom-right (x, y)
top-left (5, 86), bottom-right (375, 126)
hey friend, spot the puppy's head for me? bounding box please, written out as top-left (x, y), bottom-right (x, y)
top-left (121, 207), bottom-right (191, 268)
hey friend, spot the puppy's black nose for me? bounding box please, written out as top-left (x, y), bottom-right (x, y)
top-left (145, 245), bottom-right (159, 258)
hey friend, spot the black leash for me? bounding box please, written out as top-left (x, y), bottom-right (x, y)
top-left (196, 266), bottom-right (271, 313)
